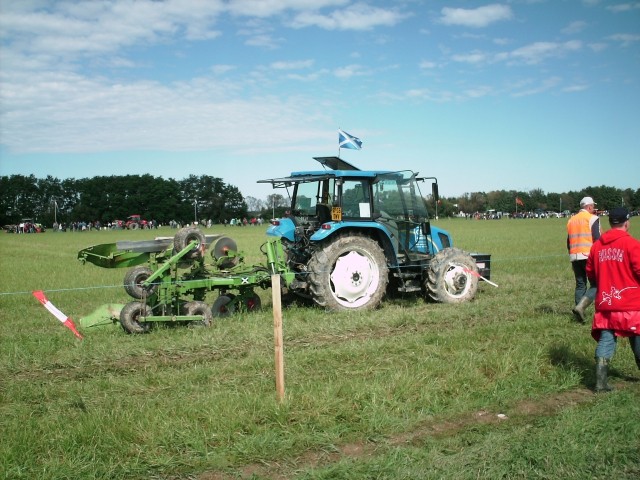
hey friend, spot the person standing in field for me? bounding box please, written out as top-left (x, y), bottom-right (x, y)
top-left (567, 196), bottom-right (601, 323)
top-left (586, 207), bottom-right (640, 392)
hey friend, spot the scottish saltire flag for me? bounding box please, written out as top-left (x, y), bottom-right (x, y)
top-left (338, 129), bottom-right (362, 150)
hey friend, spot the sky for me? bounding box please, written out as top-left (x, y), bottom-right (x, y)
top-left (1, 0), bottom-right (639, 203)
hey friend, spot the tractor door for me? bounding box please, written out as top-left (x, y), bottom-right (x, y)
top-left (373, 171), bottom-right (433, 258)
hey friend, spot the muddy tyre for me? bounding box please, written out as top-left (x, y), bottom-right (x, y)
top-left (123, 266), bottom-right (158, 299)
top-left (308, 234), bottom-right (388, 311)
top-left (120, 301), bottom-right (153, 334)
top-left (425, 248), bottom-right (478, 304)
top-left (183, 300), bottom-right (212, 327)
top-left (173, 227), bottom-right (206, 260)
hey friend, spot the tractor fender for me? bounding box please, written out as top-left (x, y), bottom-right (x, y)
top-left (309, 221), bottom-right (394, 243)
top-left (266, 217), bottom-right (296, 241)
top-left (309, 222), bottom-right (400, 262)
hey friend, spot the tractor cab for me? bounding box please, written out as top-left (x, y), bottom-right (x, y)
top-left (258, 156), bottom-right (451, 260)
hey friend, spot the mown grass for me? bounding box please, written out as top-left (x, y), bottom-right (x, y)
top-left (1, 219), bottom-right (639, 479)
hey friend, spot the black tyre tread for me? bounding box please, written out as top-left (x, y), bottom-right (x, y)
top-left (123, 266), bottom-right (157, 299)
top-left (173, 227), bottom-right (206, 260)
top-left (183, 300), bottom-right (213, 327)
top-left (120, 301), bottom-right (153, 334)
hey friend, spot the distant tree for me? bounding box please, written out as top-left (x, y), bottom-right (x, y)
top-left (245, 196), bottom-right (264, 214)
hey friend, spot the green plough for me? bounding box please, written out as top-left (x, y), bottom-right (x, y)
top-left (78, 227), bottom-right (295, 333)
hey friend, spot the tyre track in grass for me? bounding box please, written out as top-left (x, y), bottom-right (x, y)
top-left (197, 384), bottom-right (638, 480)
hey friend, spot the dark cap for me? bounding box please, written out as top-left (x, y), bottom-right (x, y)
top-left (609, 207), bottom-right (630, 226)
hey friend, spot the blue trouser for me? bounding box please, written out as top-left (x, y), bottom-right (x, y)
top-left (571, 259), bottom-right (596, 305)
top-left (595, 329), bottom-right (640, 369)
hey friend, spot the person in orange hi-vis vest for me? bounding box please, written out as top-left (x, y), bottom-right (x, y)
top-left (567, 196), bottom-right (601, 323)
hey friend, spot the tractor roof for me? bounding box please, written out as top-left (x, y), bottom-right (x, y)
top-left (257, 156), bottom-right (395, 188)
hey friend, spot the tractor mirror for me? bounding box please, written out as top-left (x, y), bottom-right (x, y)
top-left (432, 183), bottom-right (439, 202)
top-left (421, 221), bottom-right (430, 236)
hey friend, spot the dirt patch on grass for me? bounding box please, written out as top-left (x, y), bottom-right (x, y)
top-left (196, 386), bottom-right (609, 480)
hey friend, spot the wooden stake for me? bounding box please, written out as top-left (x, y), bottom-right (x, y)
top-left (271, 274), bottom-right (285, 402)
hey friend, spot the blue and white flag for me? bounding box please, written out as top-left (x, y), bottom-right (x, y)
top-left (338, 129), bottom-right (362, 150)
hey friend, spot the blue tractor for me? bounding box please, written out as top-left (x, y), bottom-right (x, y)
top-left (259, 157), bottom-right (490, 311)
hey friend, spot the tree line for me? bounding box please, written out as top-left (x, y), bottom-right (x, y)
top-left (431, 185), bottom-right (639, 219)
top-left (0, 174), bottom-right (255, 228)
top-left (1, 173), bottom-right (638, 228)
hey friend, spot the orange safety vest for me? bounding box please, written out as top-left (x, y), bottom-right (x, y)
top-left (567, 210), bottom-right (596, 257)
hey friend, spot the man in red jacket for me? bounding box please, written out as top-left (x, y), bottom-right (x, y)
top-left (586, 207), bottom-right (640, 392)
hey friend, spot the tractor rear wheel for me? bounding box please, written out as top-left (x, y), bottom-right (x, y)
top-left (173, 227), bottom-right (206, 260)
top-left (308, 234), bottom-right (388, 311)
top-left (123, 266), bottom-right (158, 299)
top-left (120, 301), bottom-right (153, 334)
top-left (424, 248), bottom-right (478, 304)
top-left (183, 301), bottom-right (212, 327)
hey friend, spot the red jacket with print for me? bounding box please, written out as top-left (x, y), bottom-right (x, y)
top-left (586, 228), bottom-right (640, 312)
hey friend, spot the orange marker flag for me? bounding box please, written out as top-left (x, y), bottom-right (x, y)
top-left (32, 290), bottom-right (83, 339)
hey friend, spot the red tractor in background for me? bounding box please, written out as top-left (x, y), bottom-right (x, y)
top-left (125, 214), bottom-right (148, 230)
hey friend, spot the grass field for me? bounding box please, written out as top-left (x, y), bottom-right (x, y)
top-left (1, 219), bottom-right (639, 479)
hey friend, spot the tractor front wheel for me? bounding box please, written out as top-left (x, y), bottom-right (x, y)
top-left (424, 248), bottom-right (478, 304)
top-left (308, 234), bottom-right (388, 311)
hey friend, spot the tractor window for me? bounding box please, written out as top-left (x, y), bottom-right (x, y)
top-left (341, 180), bottom-right (370, 218)
top-left (374, 171), bottom-right (429, 222)
top-left (294, 180), bottom-right (336, 219)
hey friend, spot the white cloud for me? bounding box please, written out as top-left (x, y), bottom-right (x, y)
top-left (244, 33), bottom-right (282, 48)
top-left (226, 0), bottom-right (349, 18)
top-left (0, 0), bottom-right (226, 61)
top-left (210, 64), bottom-right (237, 75)
top-left (606, 3), bottom-right (640, 13)
top-left (450, 40), bottom-right (583, 66)
top-left (562, 20), bottom-right (588, 35)
top-left (439, 4), bottom-right (513, 28)
top-left (419, 60), bottom-right (437, 69)
top-left (0, 69), bottom-right (326, 154)
top-left (452, 51), bottom-right (489, 64)
top-left (290, 3), bottom-right (408, 30)
top-left (270, 60), bottom-right (315, 70)
top-left (333, 64), bottom-right (369, 78)
top-left (511, 76), bottom-right (562, 97)
top-left (608, 33), bottom-right (640, 46)
top-left (563, 84), bottom-right (590, 92)
top-left (511, 40), bottom-right (581, 63)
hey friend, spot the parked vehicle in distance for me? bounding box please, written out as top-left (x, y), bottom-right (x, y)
top-left (125, 215), bottom-right (148, 229)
